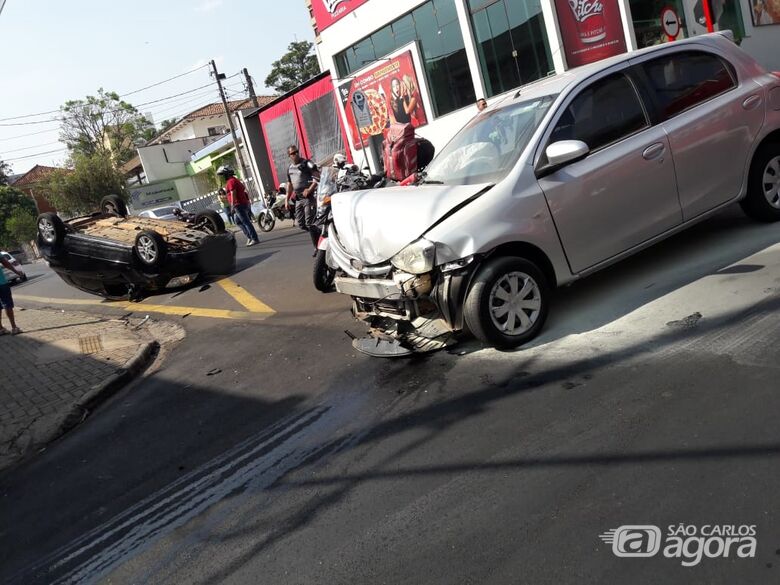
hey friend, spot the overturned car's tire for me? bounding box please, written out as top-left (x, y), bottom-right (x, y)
top-left (134, 230), bottom-right (167, 272)
top-left (740, 142), bottom-right (780, 222)
top-left (463, 256), bottom-right (550, 350)
top-left (313, 249), bottom-right (335, 292)
top-left (257, 211), bottom-right (275, 232)
top-left (37, 212), bottom-right (66, 247)
top-left (101, 194), bottom-right (128, 218)
top-left (194, 209), bottom-right (226, 234)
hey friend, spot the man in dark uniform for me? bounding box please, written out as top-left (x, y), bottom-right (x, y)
top-left (286, 145), bottom-right (321, 249)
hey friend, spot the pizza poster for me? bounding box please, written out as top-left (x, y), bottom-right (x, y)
top-left (555, 0), bottom-right (627, 67)
top-left (312, 0), bottom-right (370, 32)
top-left (338, 50), bottom-right (429, 150)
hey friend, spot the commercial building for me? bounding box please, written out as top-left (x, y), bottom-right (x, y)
top-left (307, 0), bottom-right (779, 169)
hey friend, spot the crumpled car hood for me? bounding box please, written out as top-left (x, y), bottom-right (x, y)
top-left (331, 183), bottom-right (492, 265)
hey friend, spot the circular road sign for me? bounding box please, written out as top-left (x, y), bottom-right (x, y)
top-left (661, 7), bottom-right (681, 40)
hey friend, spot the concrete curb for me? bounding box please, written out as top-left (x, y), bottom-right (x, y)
top-left (58, 340), bottom-right (160, 434)
top-left (1, 340), bottom-right (160, 472)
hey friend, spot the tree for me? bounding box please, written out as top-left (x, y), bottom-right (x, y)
top-left (59, 88), bottom-right (154, 167)
top-left (159, 118), bottom-right (178, 133)
top-left (42, 153), bottom-right (127, 216)
top-left (0, 186), bottom-right (37, 248)
top-left (6, 209), bottom-right (37, 246)
top-left (265, 41), bottom-right (320, 93)
top-left (0, 158), bottom-right (12, 185)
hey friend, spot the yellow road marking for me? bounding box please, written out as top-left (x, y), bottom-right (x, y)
top-left (15, 294), bottom-right (273, 321)
top-left (217, 278), bottom-right (276, 314)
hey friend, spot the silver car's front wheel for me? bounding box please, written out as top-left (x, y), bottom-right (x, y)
top-left (464, 256), bottom-right (550, 349)
top-left (488, 271), bottom-right (543, 336)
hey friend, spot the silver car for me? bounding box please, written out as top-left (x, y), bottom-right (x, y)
top-left (329, 33), bottom-right (780, 356)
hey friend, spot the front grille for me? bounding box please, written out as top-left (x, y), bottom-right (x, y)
top-left (330, 230), bottom-right (392, 278)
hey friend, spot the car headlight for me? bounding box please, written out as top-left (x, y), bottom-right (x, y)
top-left (391, 238), bottom-right (435, 274)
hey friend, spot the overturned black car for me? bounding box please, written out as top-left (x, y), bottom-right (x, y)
top-left (37, 195), bottom-right (236, 300)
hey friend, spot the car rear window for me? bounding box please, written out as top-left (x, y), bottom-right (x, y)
top-left (641, 51), bottom-right (736, 120)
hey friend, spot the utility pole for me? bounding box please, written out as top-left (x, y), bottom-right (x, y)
top-left (210, 59), bottom-right (250, 180)
top-left (243, 68), bottom-right (259, 108)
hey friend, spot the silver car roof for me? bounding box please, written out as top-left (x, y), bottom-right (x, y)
top-left (498, 32), bottom-right (748, 105)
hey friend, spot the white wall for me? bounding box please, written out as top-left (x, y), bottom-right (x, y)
top-left (168, 117), bottom-right (229, 143)
top-left (138, 137), bottom-right (213, 183)
top-left (738, 12), bottom-right (780, 70)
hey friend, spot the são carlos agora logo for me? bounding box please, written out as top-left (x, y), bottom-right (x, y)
top-left (599, 524), bottom-right (757, 567)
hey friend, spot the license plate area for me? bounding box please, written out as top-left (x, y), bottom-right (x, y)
top-left (335, 276), bottom-right (401, 299)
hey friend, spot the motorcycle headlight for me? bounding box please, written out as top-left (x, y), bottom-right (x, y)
top-left (391, 238), bottom-right (435, 274)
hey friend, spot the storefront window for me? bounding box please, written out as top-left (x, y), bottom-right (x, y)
top-left (467, 0), bottom-right (553, 98)
top-left (630, 0), bottom-right (746, 48)
top-left (334, 0), bottom-right (476, 117)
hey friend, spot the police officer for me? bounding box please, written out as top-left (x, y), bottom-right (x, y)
top-left (286, 145), bottom-right (320, 249)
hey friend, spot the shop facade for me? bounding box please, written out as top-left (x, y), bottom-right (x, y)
top-left (309, 0), bottom-right (779, 168)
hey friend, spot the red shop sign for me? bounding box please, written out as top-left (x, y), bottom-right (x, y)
top-left (555, 0), bottom-right (627, 67)
top-left (311, 0), bottom-right (370, 32)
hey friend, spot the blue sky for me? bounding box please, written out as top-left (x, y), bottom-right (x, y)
top-left (0, 0), bottom-right (315, 174)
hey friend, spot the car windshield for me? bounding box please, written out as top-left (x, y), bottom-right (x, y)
top-left (154, 207), bottom-right (178, 216)
top-left (423, 95), bottom-right (556, 186)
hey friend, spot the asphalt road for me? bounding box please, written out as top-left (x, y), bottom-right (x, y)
top-left (2, 209), bottom-right (780, 585)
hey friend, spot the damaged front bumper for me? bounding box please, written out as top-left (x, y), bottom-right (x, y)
top-left (335, 259), bottom-right (477, 357)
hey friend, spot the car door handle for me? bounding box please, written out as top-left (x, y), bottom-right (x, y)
top-left (642, 143), bottom-right (665, 160)
top-left (742, 95), bottom-right (762, 110)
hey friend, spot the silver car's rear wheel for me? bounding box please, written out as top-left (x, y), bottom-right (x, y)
top-left (741, 143), bottom-right (780, 222)
top-left (761, 155), bottom-right (780, 209)
top-left (464, 256), bottom-right (550, 349)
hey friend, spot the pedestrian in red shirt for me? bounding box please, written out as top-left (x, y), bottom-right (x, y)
top-left (217, 165), bottom-right (259, 246)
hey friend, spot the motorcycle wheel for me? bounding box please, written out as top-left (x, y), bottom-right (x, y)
top-left (257, 211), bottom-right (275, 232)
top-left (313, 249), bottom-right (335, 292)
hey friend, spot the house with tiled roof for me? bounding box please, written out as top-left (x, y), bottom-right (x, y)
top-left (11, 165), bottom-right (60, 213)
top-left (147, 97), bottom-right (275, 146)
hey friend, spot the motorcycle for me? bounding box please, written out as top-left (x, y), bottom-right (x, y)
top-left (312, 167), bottom-right (340, 292)
top-left (257, 188), bottom-right (295, 233)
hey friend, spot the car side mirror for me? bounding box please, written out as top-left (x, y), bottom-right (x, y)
top-left (546, 140), bottom-right (589, 166)
top-left (536, 140), bottom-right (590, 179)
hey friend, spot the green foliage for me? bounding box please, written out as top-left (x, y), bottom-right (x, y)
top-left (0, 186), bottom-right (37, 248)
top-left (42, 153), bottom-right (128, 216)
top-left (59, 88), bottom-right (155, 166)
top-left (6, 209), bottom-right (37, 245)
top-left (265, 41), bottom-right (320, 94)
top-left (159, 118), bottom-right (179, 133)
top-left (0, 158), bottom-right (12, 185)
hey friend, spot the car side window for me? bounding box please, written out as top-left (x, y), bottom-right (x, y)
top-left (640, 51), bottom-right (736, 120)
top-left (549, 73), bottom-right (648, 152)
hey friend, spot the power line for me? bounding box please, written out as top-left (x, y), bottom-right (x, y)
top-left (0, 82), bottom-right (216, 127)
top-left (0, 140), bottom-right (62, 154)
top-left (0, 127), bottom-right (60, 142)
top-left (119, 63), bottom-right (210, 98)
top-left (4, 147), bottom-right (68, 162)
top-left (0, 63), bottom-right (211, 123)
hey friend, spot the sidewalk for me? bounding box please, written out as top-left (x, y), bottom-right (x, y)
top-left (0, 308), bottom-right (177, 472)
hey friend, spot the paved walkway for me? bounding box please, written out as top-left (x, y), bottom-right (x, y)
top-left (0, 308), bottom-right (161, 471)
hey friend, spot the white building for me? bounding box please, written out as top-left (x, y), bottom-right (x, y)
top-left (308, 0), bottom-right (779, 167)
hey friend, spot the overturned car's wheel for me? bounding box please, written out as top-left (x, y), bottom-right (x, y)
top-left (257, 211), bottom-right (275, 232)
top-left (313, 249), bottom-right (335, 292)
top-left (194, 209), bottom-right (226, 233)
top-left (463, 256), bottom-right (550, 350)
top-left (134, 230), bottom-right (167, 272)
top-left (37, 212), bottom-right (65, 247)
top-left (740, 142), bottom-right (780, 222)
top-left (101, 194), bottom-right (128, 218)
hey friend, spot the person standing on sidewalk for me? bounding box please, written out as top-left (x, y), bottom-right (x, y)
top-left (217, 165), bottom-right (259, 247)
top-left (0, 256), bottom-right (23, 335)
top-left (286, 145), bottom-right (320, 249)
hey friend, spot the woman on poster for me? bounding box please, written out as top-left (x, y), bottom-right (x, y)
top-left (389, 77), bottom-right (416, 125)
